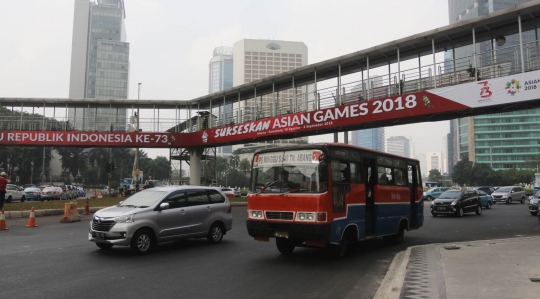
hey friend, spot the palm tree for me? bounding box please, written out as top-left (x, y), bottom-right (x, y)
top-left (146, 156), bottom-right (170, 181)
top-left (239, 158), bottom-right (251, 174)
top-left (229, 155), bottom-right (240, 169)
top-left (57, 147), bottom-right (89, 182)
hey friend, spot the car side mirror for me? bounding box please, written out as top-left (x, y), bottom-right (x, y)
top-left (159, 202), bottom-right (170, 210)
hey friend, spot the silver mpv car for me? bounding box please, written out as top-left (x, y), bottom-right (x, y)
top-left (88, 186), bottom-right (233, 254)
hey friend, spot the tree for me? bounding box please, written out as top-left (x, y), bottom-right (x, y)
top-left (428, 169), bottom-right (443, 183)
top-left (229, 155), bottom-right (240, 169)
top-left (471, 163), bottom-right (494, 186)
top-left (56, 147), bottom-right (89, 182)
top-left (145, 156), bottom-right (170, 181)
top-left (239, 158), bottom-right (251, 174)
top-left (452, 156), bottom-right (473, 186)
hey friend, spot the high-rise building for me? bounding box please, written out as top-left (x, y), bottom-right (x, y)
top-left (68, 0), bottom-right (129, 131)
top-left (447, 0), bottom-right (540, 171)
top-left (231, 39), bottom-right (308, 155)
top-left (209, 46), bottom-right (234, 155)
top-left (426, 151), bottom-right (444, 174)
top-left (387, 136), bottom-right (410, 157)
top-left (351, 128), bottom-right (385, 152)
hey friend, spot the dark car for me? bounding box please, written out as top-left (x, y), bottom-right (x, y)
top-left (529, 191), bottom-right (540, 216)
top-left (430, 190), bottom-right (482, 217)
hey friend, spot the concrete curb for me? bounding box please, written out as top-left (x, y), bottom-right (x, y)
top-left (373, 247), bottom-right (411, 299)
top-left (3, 202), bottom-right (247, 218)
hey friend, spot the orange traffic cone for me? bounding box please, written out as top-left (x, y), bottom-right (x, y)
top-left (0, 209), bottom-right (9, 230)
top-left (26, 207), bottom-right (38, 227)
top-left (83, 197), bottom-right (89, 215)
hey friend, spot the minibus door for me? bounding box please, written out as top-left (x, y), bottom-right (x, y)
top-left (363, 159), bottom-right (376, 237)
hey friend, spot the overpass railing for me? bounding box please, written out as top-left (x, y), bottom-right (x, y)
top-left (1, 40), bottom-right (539, 134)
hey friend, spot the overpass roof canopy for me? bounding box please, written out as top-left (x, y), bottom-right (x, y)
top-left (1, 0), bottom-right (540, 110)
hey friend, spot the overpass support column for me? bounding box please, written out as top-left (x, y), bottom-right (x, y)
top-left (189, 147), bottom-right (204, 185)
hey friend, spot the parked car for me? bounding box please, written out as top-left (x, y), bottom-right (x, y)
top-left (88, 186), bottom-right (233, 254)
top-left (529, 191), bottom-right (540, 216)
top-left (491, 186), bottom-right (527, 204)
top-left (221, 188), bottom-right (235, 198)
top-left (40, 187), bottom-right (67, 201)
top-left (24, 187), bottom-right (42, 201)
top-left (477, 190), bottom-right (494, 209)
top-left (23, 184), bottom-right (36, 189)
top-left (473, 186), bottom-right (496, 195)
top-left (5, 184), bottom-right (25, 203)
top-left (422, 187), bottom-right (452, 201)
top-left (430, 190), bottom-right (482, 217)
top-left (234, 189), bottom-right (241, 197)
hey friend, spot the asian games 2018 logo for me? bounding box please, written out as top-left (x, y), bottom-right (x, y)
top-left (202, 131), bottom-right (208, 143)
top-left (505, 79), bottom-right (521, 96)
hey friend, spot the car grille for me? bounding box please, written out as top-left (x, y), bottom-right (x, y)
top-left (265, 211), bottom-right (294, 221)
top-left (92, 218), bottom-right (116, 232)
top-left (492, 195), bottom-right (503, 199)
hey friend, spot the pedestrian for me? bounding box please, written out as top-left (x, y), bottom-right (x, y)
top-left (0, 172), bottom-right (10, 211)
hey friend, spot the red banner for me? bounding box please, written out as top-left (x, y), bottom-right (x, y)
top-left (0, 131), bottom-right (177, 148)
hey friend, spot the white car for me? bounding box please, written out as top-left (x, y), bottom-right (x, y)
top-left (221, 188), bottom-right (235, 198)
top-left (6, 184), bottom-right (25, 203)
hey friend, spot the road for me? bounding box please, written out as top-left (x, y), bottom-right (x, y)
top-left (1, 203), bottom-right (540, 299)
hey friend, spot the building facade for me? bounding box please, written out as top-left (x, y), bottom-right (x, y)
top-left (232, 39), bottom-right (309, 154)
top-left (351, 128), bottom-right (385, 152)
top-left (387, 136), bottom-right (410, 157)
top-left (68, 0), bottom-right (129, 132)
top-left (209, 46), bottom-right (234, 155)
top-left (447, 0), bottom-right (540, 171)
top-left (426, 151), bottom-right (444, 174)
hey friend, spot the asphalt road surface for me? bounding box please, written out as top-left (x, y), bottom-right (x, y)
top-left (2, 203), bottom-right (540, 299)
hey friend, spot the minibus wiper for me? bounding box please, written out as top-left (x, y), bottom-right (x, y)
top-left (255, 180), bottom-right (280, 196)
top-left (279, 188), bottom-right (299, 196)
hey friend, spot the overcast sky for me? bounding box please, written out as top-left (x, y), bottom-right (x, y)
top-left (0, 0), bottom-right (451, 171)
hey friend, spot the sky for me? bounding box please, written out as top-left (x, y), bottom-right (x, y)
top-left (0, 0), bottom-right (451, 171)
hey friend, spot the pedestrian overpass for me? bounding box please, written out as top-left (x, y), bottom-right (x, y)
top-left (2, 1), bottom-right (540, 184)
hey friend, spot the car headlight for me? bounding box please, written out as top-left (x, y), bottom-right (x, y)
top-left (114, 214), bottom-right (134, 223)
top-left (430, 201), bottom-right (435, 205)
top-left (501, 194), bottom-right (507, 198)
top-left (450, 200), bottom-right (458, 206)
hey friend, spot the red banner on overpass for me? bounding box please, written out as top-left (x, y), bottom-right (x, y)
top-left (1, 70), bottom-right (539, 148)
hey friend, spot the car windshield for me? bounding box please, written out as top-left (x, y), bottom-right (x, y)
top-left (252, 150), bottom-right (328, 194)
top-left (438, 191), bottom-right (462, 199)
top-left (496, 187), bottom-right (512, 192)
top-left (118, 190), bottom-right (168, 207)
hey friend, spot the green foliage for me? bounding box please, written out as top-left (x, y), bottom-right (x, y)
top-left (466, 64), bottom-right (481, 80)
top-left (428, 169), bottom-right (443, 183)
top-left (452, 156), bottom-right (473, 186)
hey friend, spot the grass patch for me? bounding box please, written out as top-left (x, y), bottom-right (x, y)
top-left (3, 196), bottom-right (248, 211)
top-left (2, 197), bottom-right (124, 212)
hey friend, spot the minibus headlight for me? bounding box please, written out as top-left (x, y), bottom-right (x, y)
top-left (249, 210), bottom-right (263, 219)
top-left (298, 213), bottom-right (305, 220)
top-left (307, 213), bottom-right (315, 221)
top-left (257, 211), bottom-right (263, 218)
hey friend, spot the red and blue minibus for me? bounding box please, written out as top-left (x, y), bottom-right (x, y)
top-left (246, 143), bottom-right (423, 257)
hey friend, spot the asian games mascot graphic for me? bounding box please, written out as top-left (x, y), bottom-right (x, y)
top-left (202, 131), bottom-right (208, 143)
top-left (422, 95), bottom-right (434, 108)
top-left (505, 79), bottom-right (521, 96)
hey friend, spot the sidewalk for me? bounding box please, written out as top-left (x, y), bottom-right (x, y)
top-left (375, 236), bottom-right (540, 299)
top-left (2, 202), bottom-right (248, 219)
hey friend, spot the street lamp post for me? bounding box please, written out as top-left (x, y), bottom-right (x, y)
top-left (31, 161), bottom-right (34, 185)
top-left (133, 83), bottom-right (142, 189)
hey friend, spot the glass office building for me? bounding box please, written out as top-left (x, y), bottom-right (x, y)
top-left (351, 128), bottom-right (385, 152)
top-left (68, 0), bottom-right (129, 131)
top-left (209, 46), bottom-right (234, 154)
top-left (448, 0), bottom-right (540, 170)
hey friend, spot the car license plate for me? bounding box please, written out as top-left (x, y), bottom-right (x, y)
top-left (92, 232), bottom-right (106, 240)
top-left (274, 231), bottom-right (288, 238)
top-left (437, 207), bottom-right (445, 211)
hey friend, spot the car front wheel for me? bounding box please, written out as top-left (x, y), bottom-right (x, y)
top-left (521, 197), bottom-right (526, 204)
top-left (531, 212), bottom-right (538, 216)
top-left (486, 202), bottom-right (492, 209)
top-left (131, 230), bottom-right (154, 254)
top-left (457, 207), bottom-right (464, 217)
top-left (475, 205), bottom-right (482, 215)
top-left (426, 196), bottom-right (433, 201)
top-left (20, 196), bottom-right (25, 203)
